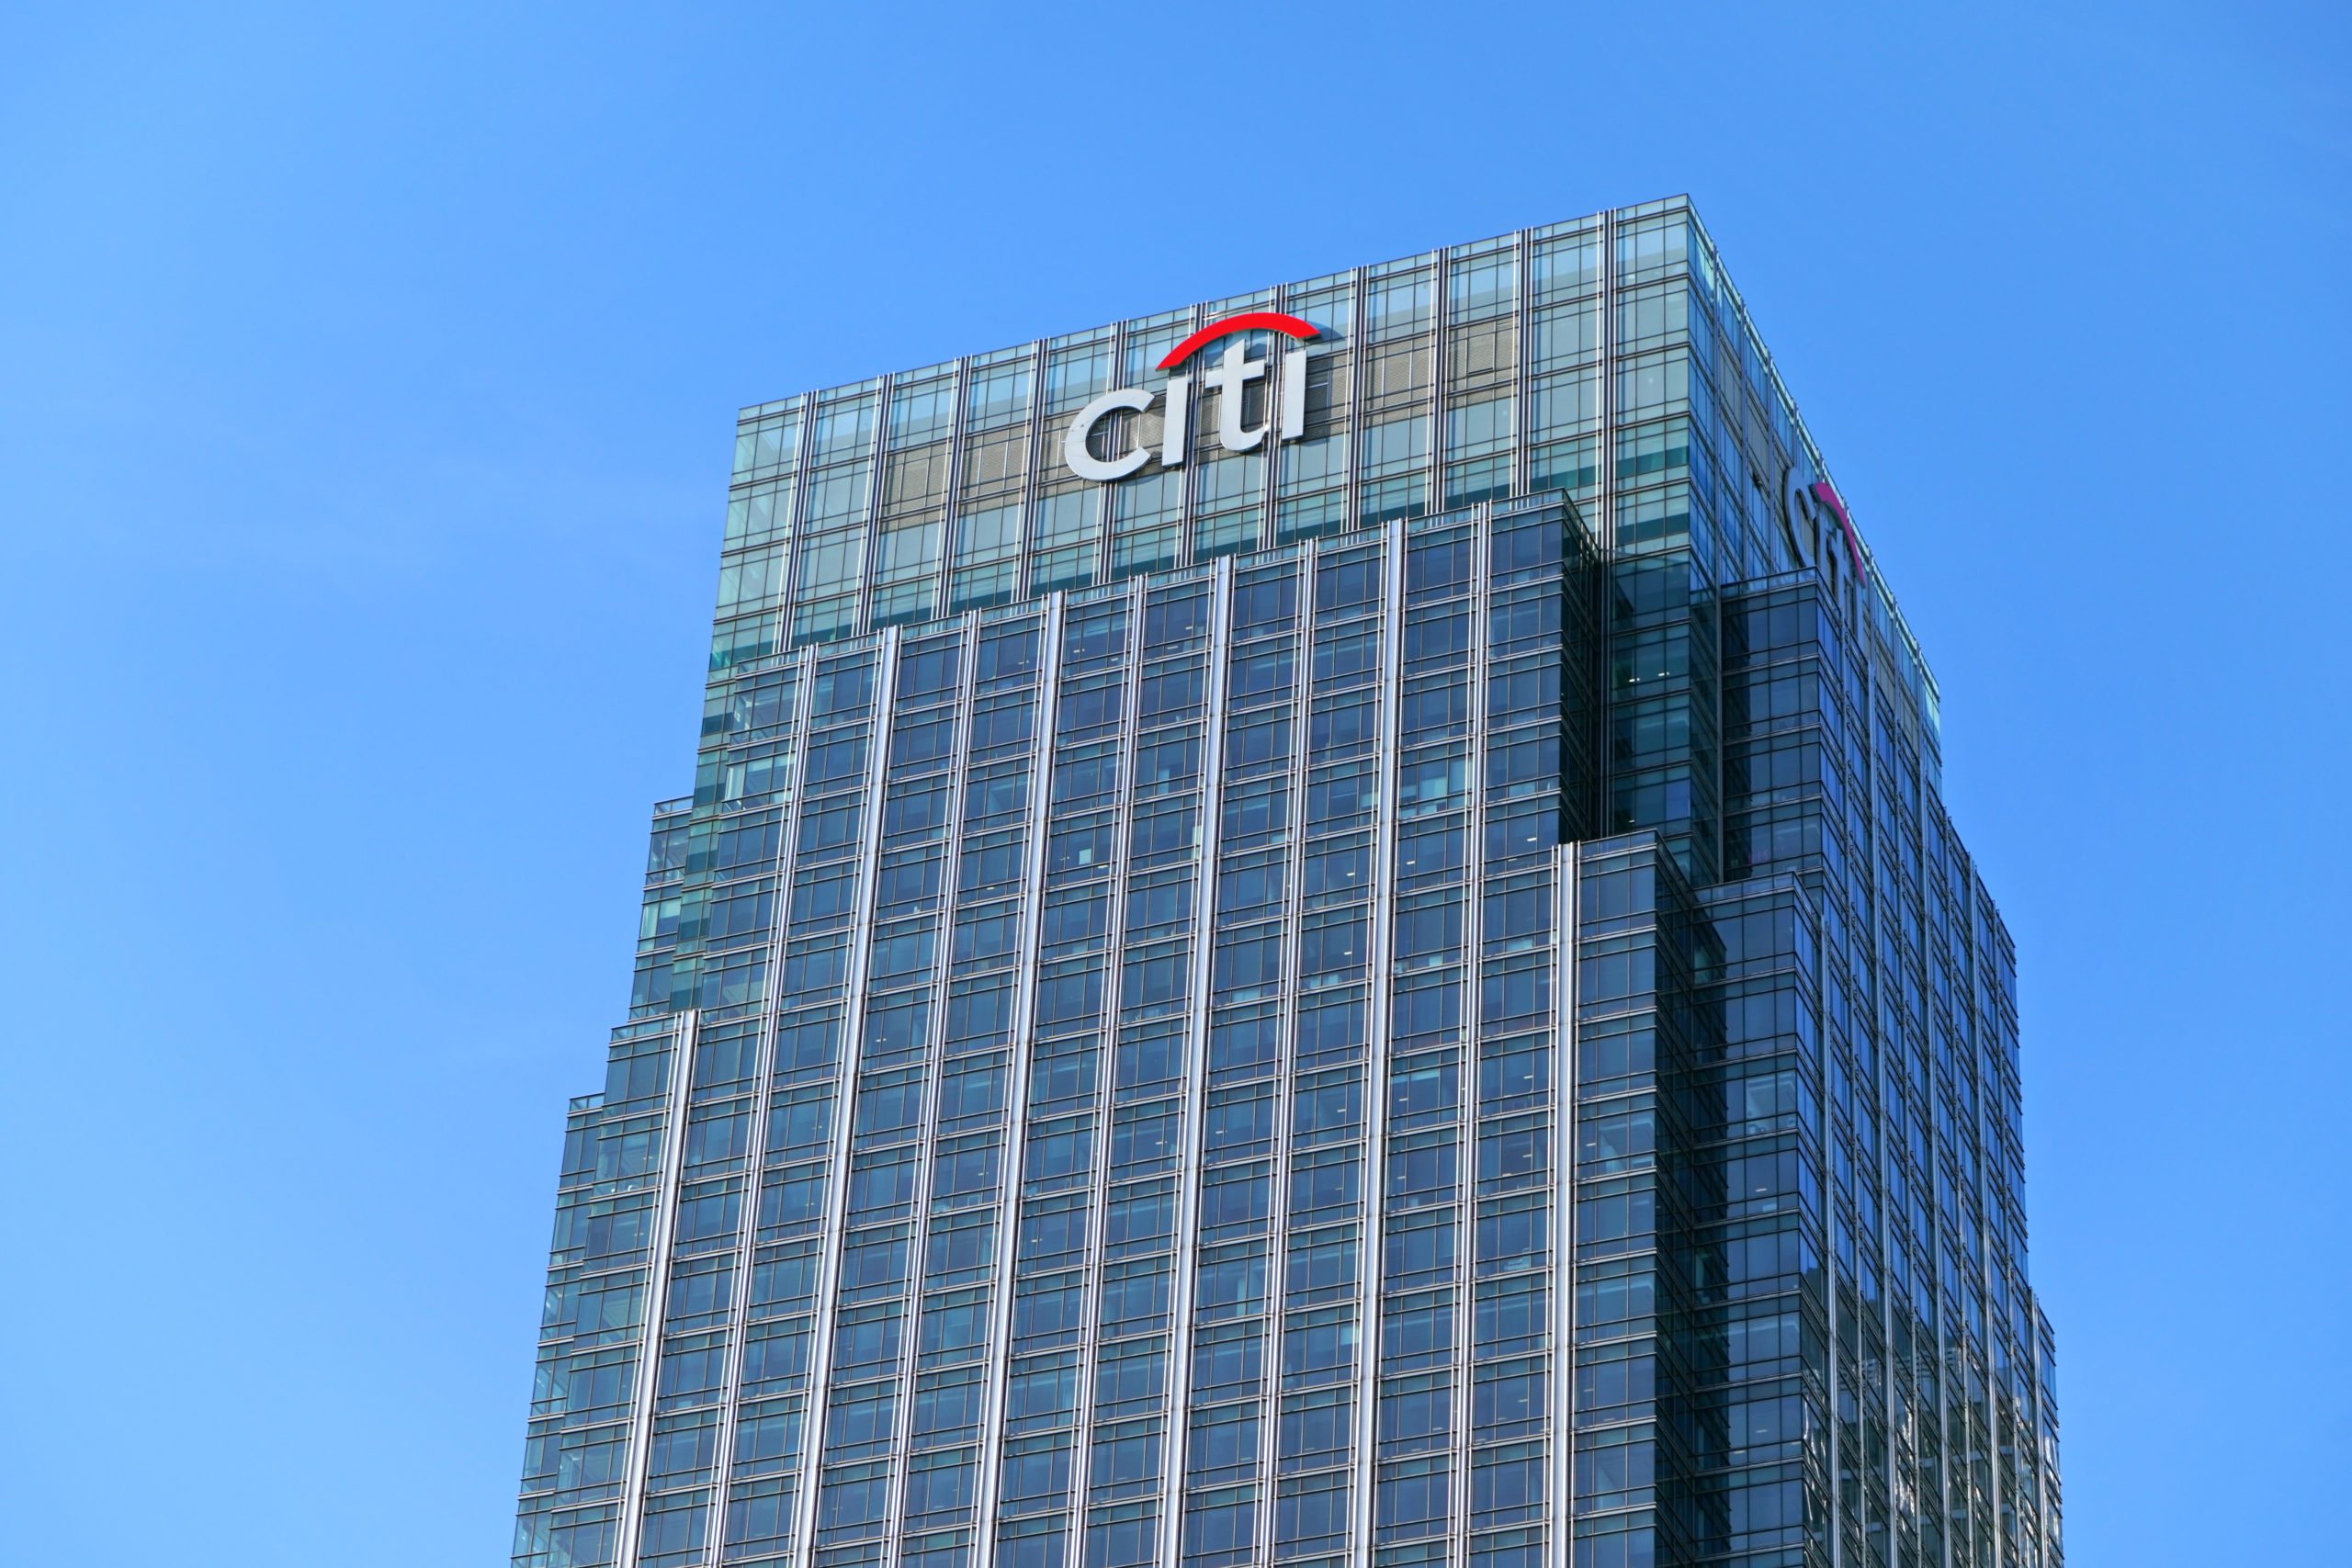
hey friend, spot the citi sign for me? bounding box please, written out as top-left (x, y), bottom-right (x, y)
top-left (1781, 462), bottom-right (1869, 588)
top-left (1061, 311), bottom-right (1318, 483)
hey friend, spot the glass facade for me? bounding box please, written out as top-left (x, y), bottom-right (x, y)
top-left (512, 197), bottom-right (2060, 1568)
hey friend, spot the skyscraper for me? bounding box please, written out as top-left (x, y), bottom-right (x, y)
top-left (511, 197), bottom-right (2061, 1568)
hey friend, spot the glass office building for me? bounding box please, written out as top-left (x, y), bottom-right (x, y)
top-left (511, 197), bottom-right (2061, 1568)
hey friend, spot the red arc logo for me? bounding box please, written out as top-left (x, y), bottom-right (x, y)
top-left (1155, 311), bottom-right (1320, 371)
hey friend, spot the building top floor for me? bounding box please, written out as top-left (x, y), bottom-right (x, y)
top-left (708, 195), bottom-right (1945, 784)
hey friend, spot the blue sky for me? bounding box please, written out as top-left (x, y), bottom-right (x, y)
top-left (1, 3), bottom-right (2344, 1562)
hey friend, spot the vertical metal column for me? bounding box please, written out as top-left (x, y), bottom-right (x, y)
top-left (969, 594), bottom-right (1069, 1568)
top-left (706, 645), bottom-right (822, 1541)
top-left (1446, 504), bottom-right (1494, 1568)
top-left (1068, 576), bottom-right (1151, 1568)
top-left (1547, 848), bottom-right (1579, 1568)
top-left (1974, 896), bottom-right (2006, 1568)
top-left (787, 627), bottom-right (905, 1565)
top-left (881, 615), bottom-right (983, 1568)
top-left (613, 1006), bottom-right (700, 1568)
top-left (1347, 518), bottom-right (1408, 1568)
top-left (1934, 878), bottom-right (1969, 1568)
top-left (928, 359), bottom-right (976, 629)
top-left (765, 400), bottom-right (814, 654)
top-left (1250, 540), bottom-right (1319, 1564)
top-left (1511, 230), bottom-right (1536, 502)
top-left (1427, 253), bottom-right (1448, 525)
top-left (1596, 212), bottom-right (1618, 818)
top-left (849, 375), bottom-right (897, 640)
top-left (1093, 327), bottom-right (1129, 587)
top-left (1883, 757), bottom-right (1914, 1568)
top-left (1012, 342), bottom-right (1049, 606)
top-left (1340, 269), bottom-right (1366, 536)
top-left (1166, 303), bottom-right (1203, 566)
top-left (1154, 555), bottom-right (1235, 1568)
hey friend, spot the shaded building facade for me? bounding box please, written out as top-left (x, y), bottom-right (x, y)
top-left (512, 197), bottom-right (2061, 1568)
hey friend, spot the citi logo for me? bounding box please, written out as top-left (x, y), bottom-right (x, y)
top-left (1781, 463), bottom-right (1868, 588)
top-left (1061, 311), bottom-right (1319, 483)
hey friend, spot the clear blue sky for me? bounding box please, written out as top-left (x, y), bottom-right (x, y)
top-left (1, 3), bottom-right (2343, 1562)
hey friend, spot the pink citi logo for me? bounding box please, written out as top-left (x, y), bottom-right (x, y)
top-left (1782, 465), bottom-right (1868, 587)
top-left (1061, 311), bottom-right (1319, 483)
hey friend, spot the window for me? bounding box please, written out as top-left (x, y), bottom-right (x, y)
top-left (1278, 1387), bottom-right (1352, 1472)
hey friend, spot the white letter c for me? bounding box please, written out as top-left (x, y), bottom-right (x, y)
top-left (1064, 387), bottom-right (1154, 483)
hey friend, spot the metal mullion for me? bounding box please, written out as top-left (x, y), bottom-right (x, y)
top-left (786, 627), bottom-right (904, 1562)
top-left (1594, 214), bottom-right (1623, 832)
top-left (612, 1006), bottom-right (700, 1568)
top-left (1013, 342), bottom-right (1048, 604)
top-left (1512, 229), bottom-right (1535, 501)
top-left (1928, 896), bottom-right (1965, 1568)
top-left (1882, 829), bottom-right (1917, 1567)
top-left (1341, 270), bottom-right (1365, 534)
top-left (1547, 846), bottom-right (1579, 1568)
top-left (1267, 277), bottom-right (1319, 547)
top-left (1428, 252), bottom-right (1447, 522)
top-left (2024, 1295), bottom-right (2050, 1566)
top-left (1347, 520), bottom-right (1407, 1568)
top-left (1430, 254), bottom-right (1448, 524)
top-left (853, 375), bottom-right (896, 640)
top-left (1447, 504), bottom-right (1492, 1568)
top-left (1822, 914), bottom-right (1845, 1549)
top-left (706, 645), bottom-right (822, 1537)
top-left (1973, 923), bottom-right (2005, 1568)
top-left (1829, 608), bottom-right (1877, 1568)
top-left (1251, 299), bottom-right (1283, 557)
top-left (772, 401), bottom-right (816, 651)
top-left (932, 361), bottom-right (974, 627)
top-left (1154, 555), bottom-right (1234, 1568)
top-left (969, 594), bottom-right (1068, 1568)
top-left (1067, 576), bottom-right (1149, 1568)
top-left (1250, 540), bottom-right (1317, 1566)
top-left (882, 615), bottom-right (984, 1568)
top-left (1167, 301), bottom-right (1202, 565)
top-left (1993, 965), bottom-right (2023, 1559)
top-left (1093, 325), bottom-right (1130, 589)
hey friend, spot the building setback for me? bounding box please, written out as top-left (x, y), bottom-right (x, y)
top-left (511, 197), bottom-right (2061, 1568)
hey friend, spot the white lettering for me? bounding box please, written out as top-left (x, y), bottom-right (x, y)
top-left (1059, 337), bottom-right (1316, 481)
top-left (1161, 375), bottom-right (1190, 468)
top-left (1063, 387), bottom-right (1154, 483)
top-left (1204, 343), bottom-right (1268, 453)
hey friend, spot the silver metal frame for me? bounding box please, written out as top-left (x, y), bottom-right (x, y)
top-left (1064, 575), bottom-right (1153, 1568)
top-left (1155, 553), bottom-right (1234, 1568)
top-left (786, 626), bottom-right (905, 1558)
top-left (969, 593), bottom-right (1068, 1568)
top-left (1246, 537), bottom-right (1319, 1567)
top-left (611, 1006), bottom-right (698, 1568)
top-left (1445, 500), bottom-right (1494, 1568)
top-left (1547, 847), bottom-right (1579, 1568)
top-left (878, 613), bottom-right (984, 1568)
top-left (1347, 516), bottom-right (1408, 1568)
top-left (703, 644), bottom-right (821, 1548)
